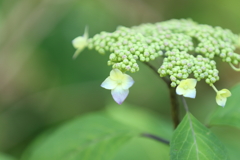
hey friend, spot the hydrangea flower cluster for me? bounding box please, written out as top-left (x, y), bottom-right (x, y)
top-left (72, 19), bottom-right (240, 106)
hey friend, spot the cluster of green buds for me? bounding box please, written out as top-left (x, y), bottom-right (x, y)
top-left (158, 50), bottom-right (219, 87)
top-left (72, 19), bottom-right (240, 106)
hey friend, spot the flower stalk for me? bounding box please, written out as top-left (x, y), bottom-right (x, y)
top-left (144, 62), bottom-right (180, 129)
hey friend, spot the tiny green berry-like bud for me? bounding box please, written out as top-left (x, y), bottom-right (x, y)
top-left (130, 68), bottom-right (136, 73)
top-left (205, 78), bottom-right (210, 84)
top-left (126, 65), bottom-right (131, 71)
top-left (123, 59), bottom-right (129, 64)
top-left (107, 61), bottom-right (113, 66)
top-left (150, 55), bottom-right (155, 60)
top-left (140, 57), bottom-right (145, 61)
top-left (226, 57), bottom-right (231, 62)
top-left (210, 77), bottom-right (216, 83)
top-left (177, 73), bottom-right (182, 78)
top-left (121, 63), bottom-right (126, 68)
top-left (182, 74), bottom-right (188, 79)
top-left (171, 82), bottom-right (177, 87)
top-left (170, 75), bottom-right (176, 81)
top-left (109, 54), bottom-right (116, 60)
top-left (160, 70), bottom-right (166, 76)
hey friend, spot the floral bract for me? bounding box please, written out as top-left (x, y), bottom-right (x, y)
top-left (211, 85), bottom-right (232, 107)
top-left (176, 79), bottom-right (197, 98)
top-left (72, 26), bottom-right (88, 59)
top-left (216, 89), bottom-right (231, 107)
top-left (101, 69), bottom-right (134, 104)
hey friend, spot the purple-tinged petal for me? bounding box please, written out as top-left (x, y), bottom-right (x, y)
top-left (101, 77), bottom-right (117, 90)
top-left (111, 86), bottom-right (129, 104)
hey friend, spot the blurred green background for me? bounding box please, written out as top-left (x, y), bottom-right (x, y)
top-left (0, 0), bottom-right (240, 159)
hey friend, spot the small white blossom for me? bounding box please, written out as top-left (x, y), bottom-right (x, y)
top-left (216, 89), bottom-right (231, 107)
top-left (176, 78), bottom-right (197, 98)
top-left (101, 69), bottom-right (134, 104)
top-left (72, 26), bottom-right (88, 59)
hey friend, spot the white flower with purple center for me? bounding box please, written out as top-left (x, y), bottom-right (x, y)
top-left (101, 69), bottom-right (134, 104)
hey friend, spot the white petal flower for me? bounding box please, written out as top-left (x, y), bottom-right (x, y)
top-left (216, 89), bottom-right (231, 107)
top-left (101, 69), bottom-right (134, 104)
top-left (72, 26), bottom-right (88, 59)
top-left (176, 78), bottom-right (197, 98)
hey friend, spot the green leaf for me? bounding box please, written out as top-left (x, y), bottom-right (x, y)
top-left (0, 153), bottom-right (16, 160)
top-left (113, 137), bottom-right (170, 160)
top-left (106, 103), bottom-right (173, 140)
top-left (106, 103), bottom-right (172, 160)
top-left (211, 126), bottom-right (240, 160)
top-left (170, 112), bottom-right (228, 160)
top-left (209, 84), bottom-right (240, 129)
top-left (21, 112), bottom-right (138, 160)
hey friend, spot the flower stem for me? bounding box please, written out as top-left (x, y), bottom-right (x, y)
top-left (229, 62), bottom-right (240, 71)
top-left (141, 133), bottom-right (170, 145)
top-left (144, 62), bottom-right (180, 129)
top-left (180, 95), bottom-right (189, 112)
top-left (143, 62), bottom-right (170, 84)
top-left (211, 84), bottom-right (218, 93)
top-left (169, 87), bottom-right (180, 128)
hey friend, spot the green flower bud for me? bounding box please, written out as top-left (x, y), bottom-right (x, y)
top-left (205, 78), bottom-right (210, 84)
top-left (140, 57), bottom-right (145, 61)
top-left (210, 77), bottom-right (216, 83)
top-left (182, 74), bottom-right (188, 79)
top-left (177, 73), bottom-right (183, 78)
top-left (121, 63), bottom-right (126, 68)
top-left (135, 51), bottom-right (140, 55)
top-left (150, 55), bottom-right (155, 60)
top-left (123, 59), bottom-right (129, 64)
top-left (170, 75), bottom-right (177, 81)
top-left (130, 68), bottom-right (136, 73)
top-left (226, 57), bottom-right (231, 62)
top-left (171, 82), bottom-right (177, 87)
top-left (125, 65), bottom-right (131, 71)
top-left (107, 60), bottom-right (112, 66)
